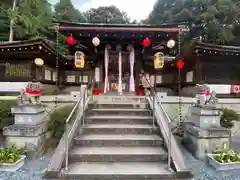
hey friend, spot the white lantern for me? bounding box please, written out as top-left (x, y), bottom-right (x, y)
top-left (92, 37), bottom-right (100, 47)
top-left (167, 39), bottom-right (176, 48)
top-left (34, 58), bottom-right (44, 66)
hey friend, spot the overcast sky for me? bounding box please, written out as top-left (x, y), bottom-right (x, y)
top-left (49, 0), bottom-right (156, 21)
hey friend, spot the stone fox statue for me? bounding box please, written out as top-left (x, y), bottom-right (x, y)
top-left (18, 82), bottom-right (43, 105)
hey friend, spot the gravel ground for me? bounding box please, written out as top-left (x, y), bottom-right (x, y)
top-left (181, 146), bottom-right (240, 180)
top-left (0, 153), bottom-right (52, 180)
top-left (0, 148), bottom-right (240, 180)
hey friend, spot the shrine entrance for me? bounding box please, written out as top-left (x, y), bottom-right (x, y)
top-left (108, 52), bottom-right (132, 94)
top-left (103, 46), bottom-right (136, 95)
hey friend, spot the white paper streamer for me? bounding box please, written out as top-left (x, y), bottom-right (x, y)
top-left (129, 47), bottom-right (135, 92)
top-left (118, 51), bottom-right (122, 94)
top-left (104, 45), bottom-right (109, 93)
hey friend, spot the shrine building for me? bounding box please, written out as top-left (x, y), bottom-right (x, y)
top-left (0, 22), bottom-right (189, 95)
top-left (1, 22), bottom-right (240, 97)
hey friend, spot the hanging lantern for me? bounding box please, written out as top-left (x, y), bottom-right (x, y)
top-left (65, 36), bottom-right (75, 46)
top-left (167, 39), bottom-right (176, 48)
top-left (74, 51), bottom-right (85, 68)
top-left (34, 58), bottom-right (44, 66)
top-left (176, 59), bottom-right (185, 69)
top-left (143, 38), bottom-right (151, 47)
top-left (92, 37), bottom-right (100, 47)
top-left (153, 52), bottom-right (164, 69)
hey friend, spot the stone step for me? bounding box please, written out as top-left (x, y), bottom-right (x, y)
top-left (83, 124), bottom-right (157, 135)
top-left (86, 115), bottom-right (153, 125)
top-left (88, 102), bottom-right (149, 109)
top-left (87, 108), bottom-right (152, 116)
top-left (69, 146), bottom-right (167, 162)
top-left (62, 162), bottom-right (190, 180)
top-left (74, 134), bottom-right (163, 147)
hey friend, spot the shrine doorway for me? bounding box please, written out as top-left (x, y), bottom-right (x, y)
top-left (103, 52), bottom-right (137, 95)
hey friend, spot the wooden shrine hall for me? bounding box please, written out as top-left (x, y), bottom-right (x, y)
top-left (52, 21), bottom-right (189, 94)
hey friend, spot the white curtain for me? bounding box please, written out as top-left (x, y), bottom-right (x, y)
top-left (118, 51), bottom-right (122, 94)
top-left (104, 45), bottom-right (109, 93)
top-left (129, 47), bottom-right (135, 92)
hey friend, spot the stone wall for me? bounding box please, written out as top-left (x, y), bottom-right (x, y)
top-left (158, 93), bottom-right (240, 125)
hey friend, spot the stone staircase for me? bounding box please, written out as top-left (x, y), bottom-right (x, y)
top-left (56, 97), bottom-right (193, 180)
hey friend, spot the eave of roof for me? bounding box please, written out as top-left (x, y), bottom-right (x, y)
top-left (183, 40), bottom-right (240, 59)
top-left (0, 38), bottom-right (66, 59)
top-left (52, 21), bottom-right (190, 33)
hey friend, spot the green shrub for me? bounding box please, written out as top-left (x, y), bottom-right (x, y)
top-left (0, 100), bottom-right (17, 130)
top-left (0, 145), bottom-right (22, 164)
top-left (220, 108), bottom-right (239, 128)
top-left (43, 105), bottom-right (74, 153)
top-left (48, 105), bottom-right (74, 139)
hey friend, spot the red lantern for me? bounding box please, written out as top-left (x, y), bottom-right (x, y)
top-left (176, 59), bottom-right (184, 69)
top-left (65, 36), bottom-right (75, 46)
top-left (138, 90), bottom-right (143, 96)
top-left (93, 89), bottom-right (100, 96)
top-left (143, 38), bottom-right (151, 47)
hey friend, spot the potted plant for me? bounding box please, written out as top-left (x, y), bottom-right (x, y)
top-left (208, 143), bottom-right (240, 170)
top-left (0, 145), bottom-right (26, 172)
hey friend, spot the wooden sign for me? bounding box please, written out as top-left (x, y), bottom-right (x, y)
top-left (153, 52), bottom-right (164, 69)
top-left (74, 51), bottom-right (85, 68)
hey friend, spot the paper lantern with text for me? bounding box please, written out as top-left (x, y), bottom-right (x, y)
top-left (153, 52), bottom-right (164, 69)
top-left (143, 38), bottom-right (151, 47)
top-left (74, 51), bottom-right (85, 68)
top-left (65, 36), bottom-right (75, 46)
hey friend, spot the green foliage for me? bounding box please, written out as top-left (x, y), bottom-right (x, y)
top-left (48, 105), bottom-right (74, 139)
top-left (220, 108), bottom-right (239, 128)
top-left (54, 0), bottom-right (86, 23)
top-left (43, 105), bottom-right (73, 153)
top-left (84, 6), bottom-right (131, 24)
top-left (0, 100), bottom-right (17, 129)
top-left (213, 143), bottom-right (240, 163)
top-left (0, 145), bottom-right (22, 164)
top-left (14, 0), bottom-right (52, 40)
top-left (145, 0), bottom-right (240, 45)
top-left (0, 3), bottom-right (10, 41)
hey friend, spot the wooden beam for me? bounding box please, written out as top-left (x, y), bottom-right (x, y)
top-left (57, 26), bottom-right (189, 33)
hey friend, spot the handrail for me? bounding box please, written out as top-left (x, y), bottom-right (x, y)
top-left (142, 74), bottom-right (172, 170)
top-left (142, 74), bottom-right (189, 172)
top-left (64, 78), bottom-right (95, 171)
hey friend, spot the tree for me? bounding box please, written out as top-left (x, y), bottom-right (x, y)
top-left (0, 3), bottom-right (10, 41)
top-left (145, 0), bottom-right (240, 45)
top-left (14, 0), bottom-right (52, 40)
top-left (84, 6), bottom-right (131, 24)
top-left (54, 0), bottom-right (86, 23)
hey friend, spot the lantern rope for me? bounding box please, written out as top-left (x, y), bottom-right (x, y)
top-left (55, 24), bottom-right (59, 88)
top-left (177, 28), bottom-right (184, 136)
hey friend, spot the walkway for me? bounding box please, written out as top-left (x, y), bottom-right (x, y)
top-left (0, 141), bottom-right (240, 180)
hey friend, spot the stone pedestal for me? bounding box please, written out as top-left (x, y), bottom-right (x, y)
top-left (183, 106), bottom-right (230, 160)
top-left (3, 104), bottom-right (49, 158)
